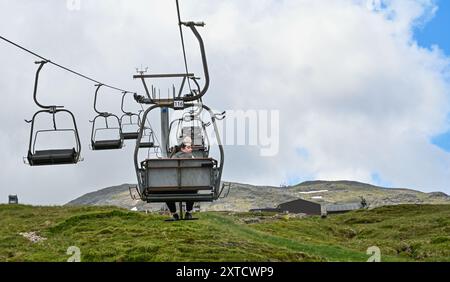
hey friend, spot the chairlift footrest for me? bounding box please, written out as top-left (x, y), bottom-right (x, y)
top-left (143, 193), bottom-right (215, 203)
top-left (28, 149), bottom-right (78, 166)
top-left (122, 132), bottom-right (139, 140)
top-left (91, 140), bottom-right (123, 150)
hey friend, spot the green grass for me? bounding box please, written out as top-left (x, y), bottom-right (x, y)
top-left (0, 204), bottom-right (448, 262)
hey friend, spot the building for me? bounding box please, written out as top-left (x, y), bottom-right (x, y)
top-left (251, 199), bottom-right (363, 216)
top-left (8, 195), bottom-right (18, 204)
top-left (325, 203), bottom-right (362, 215)
top-left (277, 199), bottom-right (322, 215)
top-left (250, 199), bottom-right (322, 215)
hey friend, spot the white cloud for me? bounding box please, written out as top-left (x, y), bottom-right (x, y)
top-left (0, 0), bottom-right (449, 205)
top-left (201, 0), bottom-right (450, 191)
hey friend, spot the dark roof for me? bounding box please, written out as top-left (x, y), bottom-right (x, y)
top-left (277, 198), bottom-right (321, 215)
top-left (277, 198), bottom-right (320, 208)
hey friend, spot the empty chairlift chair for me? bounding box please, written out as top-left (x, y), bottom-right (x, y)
top-left (139, 127), bottom-right (156, 149)
top-left (26, 61), bottom-right (81, 166)
top-left (120, 91), bottom-right (141, 140)
top-left (136, 109), bottom-right (158, 149)
top-left (90, 84), bottom-right (123, 151)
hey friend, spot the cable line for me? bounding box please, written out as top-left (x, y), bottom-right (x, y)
top-left (0, 35), bottom-right (136, 94)
top-left (175, 0), bottom-right (193, 94)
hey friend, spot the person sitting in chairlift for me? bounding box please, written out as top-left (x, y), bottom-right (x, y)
top-left (172, 136), bottom-right (194, 159)
top-left (166, 136), bottom-right (195, 221)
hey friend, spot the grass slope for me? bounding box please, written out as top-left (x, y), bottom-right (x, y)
top-left (0, 204), bottom-right (449, 262)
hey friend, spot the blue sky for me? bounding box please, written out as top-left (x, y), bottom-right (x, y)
top-left (414, 0), bottom-right (450, 152)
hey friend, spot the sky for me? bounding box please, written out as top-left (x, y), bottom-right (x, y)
top-left (0, 0), bottom-right (449, 205)
top-left (413, 0), bottom-right (450, 152)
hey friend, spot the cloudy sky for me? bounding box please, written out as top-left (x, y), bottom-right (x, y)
top-left (0, 0), bottom-right (449, 205)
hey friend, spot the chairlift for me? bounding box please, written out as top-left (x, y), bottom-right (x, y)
top-left (134, 103), bottom-right (225, 205)
top-left (25, 61), bottom-right (81, 166)
top-left (129, 1), bottom-right (228, 219)
top-left (120, 91), bottom-right (141, 140)
top-left (136, 109), bottom-right (158, 149)
top-left (139, 127), bottom-right (157, 149)
top-left (90, 84), bottom-right (123, 150)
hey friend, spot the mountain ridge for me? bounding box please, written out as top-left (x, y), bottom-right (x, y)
top-left (66, 180), bottom-right (450, 212)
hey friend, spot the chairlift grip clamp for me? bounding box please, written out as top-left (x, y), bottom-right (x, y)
top-left (48, 105), bottom-right (64, 113)
top-left (34, 60), bottom-right (50, 65)
top-left (181, 21), bottom-right (206, 27)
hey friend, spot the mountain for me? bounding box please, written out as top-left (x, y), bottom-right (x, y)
top-left (66, 181), bottom-right (450, 212)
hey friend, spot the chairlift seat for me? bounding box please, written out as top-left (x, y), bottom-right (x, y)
top-left (140, 158), bottom-right (218, 202)
top-left (28, 148), bottom-right (78, 166)
top-left (91, 139), bottom-right (123, 150)
top-left (122, 132), bottom-right (139, 140)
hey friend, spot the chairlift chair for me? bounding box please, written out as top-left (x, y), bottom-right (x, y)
top-left (131, 7), bottom-right (227, 215)
top-left (26, 61), bottom-right (81, 166)
top-left (139, 127), bottom-right (156, 149)
top-left (134, 103), bottom-right (225, 204)
top-left (91, 115), bottom-right (124, 150)
top-left (136, 109), bottom-right (158, 149)
top-left (90, 84), bottom-right (124, 151)
top-left (120, 92), bottom-right (141, 140)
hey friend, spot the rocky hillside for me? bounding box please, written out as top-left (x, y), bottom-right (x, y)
top-left (66, 181), bottom-right (450, 212)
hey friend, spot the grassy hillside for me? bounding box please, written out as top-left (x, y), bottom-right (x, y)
top-left (0, 204), bottom-right (449, 262)
top-left (66, 181), bottom-right (450, 213)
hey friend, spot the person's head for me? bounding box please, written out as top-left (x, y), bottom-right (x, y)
top-left (180, 136), bottom-right (192, 153)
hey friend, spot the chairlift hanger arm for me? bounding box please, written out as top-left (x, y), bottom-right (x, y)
top-left (134, 13), bottom-right (210, 103)
top-left (93, 84), bottom-right (110, 115)
top-left (32, 61), bottom-right (64, 110)
top-left (121, 91), bottom-right (129, 114)
top-left (180, 23), bottom-right (210, 102)
top-left (121, 91), bottom-right (138, 115)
